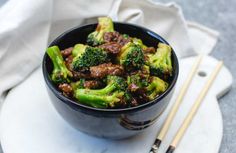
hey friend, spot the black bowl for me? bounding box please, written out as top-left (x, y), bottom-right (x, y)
top-left (42, 22), bottom-right (179, 139)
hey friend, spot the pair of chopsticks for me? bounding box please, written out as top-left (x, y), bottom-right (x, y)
top-left (149, 55), bottom-right (223, 153)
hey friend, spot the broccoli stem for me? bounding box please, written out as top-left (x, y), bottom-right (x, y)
top-left (98, 17), bottom-right (114, 32)
top-left (81, 84), bottom-right (116, 95)
top-left (47, 46), bottom-right (64, 69)
top-left (74, 90), bottom-right (123, 108)
top-left (73, 76), bottom-right (127, 108)
top-left (47, 46), bottom-right (72, 83)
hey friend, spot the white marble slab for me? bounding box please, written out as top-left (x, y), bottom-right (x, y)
top-left (0, 56), bottom-right (232, 153)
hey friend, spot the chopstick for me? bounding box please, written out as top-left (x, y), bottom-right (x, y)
top-left (149, 55), bottom-right (203, 153)
top-left (166, 61), bottom-right (223, 153)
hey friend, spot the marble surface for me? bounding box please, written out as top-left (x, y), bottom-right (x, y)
top-left (156, 1), bottom-right (236, 153)
top-left (0, 56), bottom-right (231, 153)
top-left (0, 0), bottom-right (235, 152)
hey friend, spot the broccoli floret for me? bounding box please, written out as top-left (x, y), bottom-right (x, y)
top-left (142, 65), bottom-right (150, 74)
top-left (132, 37), bottom-right (147, 50)
top-left (146, 43), bottom-right (172, 76)
top-left (127, 73), bottom-right (168, 102)
top-left (72, 46), bottom-right (108, 71)
top-left (146, 76), bottom-right (168, 100)
top-left (74, 76), bottom-right (127, 108)
top-left (123, 34), bottom-right (130, 39)
top-left (87, 17), bottom-right (114, 46)
top-left (127, 73), bottom-right (149, 92)
top-left (117, 42), bottom-right (145, 71)
top-left (72, 44), bottom-right (87, 57)
top-left (46, 46), bottom-right (72, 84)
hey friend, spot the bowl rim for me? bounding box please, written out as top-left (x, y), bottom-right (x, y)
top-left (42, 22), bottom-right (179, 114)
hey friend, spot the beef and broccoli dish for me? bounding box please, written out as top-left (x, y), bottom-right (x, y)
top-left (46, 17), bottom-right (173, 109)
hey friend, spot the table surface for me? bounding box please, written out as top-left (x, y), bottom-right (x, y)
top-left (0, 0), bottom-right (235, 152)
top-left (157, 1), bottom-right (236, 153)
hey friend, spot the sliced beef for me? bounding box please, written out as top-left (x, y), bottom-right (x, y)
top-left (117, 35), bottom-right (131, 46)
top-left (130, 97), bottom-right (139, 107)
top-left (103, 31), bottom-right (131, 46)
top-left (143, 47), bottom-right (155, 53)
top-left (90, 63), bottom-right (124, 78)
top-left (103, 31), bottom-right (120, 43)
top-left (99, 42), bottom-right (121, 54)
top-left (58, 83), bottom-right (73, 97)
top-left (72, 71), bottom-right (92, 80)
top-left (65, 55), bottom-right (73, 69)
top-left (84, 80), bottom-right (103, 89)
top-left (133, 88), bottom-right (149, 103)
top-left (61, 47), bottom-right (73, 58)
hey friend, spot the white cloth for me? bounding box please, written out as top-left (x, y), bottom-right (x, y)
top-left (0, 0), bottom-right (219, 104)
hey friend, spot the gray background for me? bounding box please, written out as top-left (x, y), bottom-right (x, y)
top-left (0, 0), bottom-right (235, 152)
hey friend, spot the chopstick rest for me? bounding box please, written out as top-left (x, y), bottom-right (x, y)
top-left (166, 61), bottom-right (223, 153)
top-left (149, 55), bottom-right (203, 153)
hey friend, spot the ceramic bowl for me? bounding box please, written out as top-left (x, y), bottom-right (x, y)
top-left (42, 22), bottom-right (179, 139)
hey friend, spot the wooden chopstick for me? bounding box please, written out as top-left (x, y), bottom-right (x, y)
top-left (149, 55), bottom-right (203, 153)
top-left (166, 61), bottom-right (223, 153)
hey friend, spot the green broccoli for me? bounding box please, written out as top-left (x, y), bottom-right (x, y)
top-left (127, 73), bottom-right (149, 92)
top-left (132, 37), bottom-right (147, 50)
top-left (142, 65), bottom-right (150, 74)
top-left (71, 79), bottom-right (85, 90)
top-left (87, 17), bottom-right (114, 46)
top-left (122, 34), bottom-right (130, 39)
top-left (74, 76), bottom-right (127, 108)
top-left (72, 46), bottom-right (108, 71)
top-left (146, 43), bottom-right (172, 76)
top-left (146, 76), bottom-right (168, 100)
top-left (117, 42), bottom-right (145, 71)
top-left (46, 46), bottom-right (73, 84)
top-left (72, 44), bottom-right (87, 57)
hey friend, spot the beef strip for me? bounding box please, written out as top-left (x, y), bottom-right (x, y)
top-left (128, 84), bottom-right (149, 104)
top-left (72, 71), bottom-right (92, 80)
top-left (61, 47), bottom-right (73, 58)
top-left (58, 83), bottom-right (73, 97)
top-left (130, 97), bottom-right (139, 107)
top-left (117, 35), bottom-right (131, 46)
top-left (84, 80), bottom-right (103, 89)
top-left (65, 55), bottom-right (73, 68)
top-left (103, 31), bottom-right (120, 43)
top-left (143, 47), bottom-right (155, 53)
top-left (134, 88), bottom-right (149, 103)
top-left (103, 31), bottom-right (131, 46)
top-left (99, 42), bottom-right (121, 54)
top-left (90, 63), bottom-right (124, 78)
